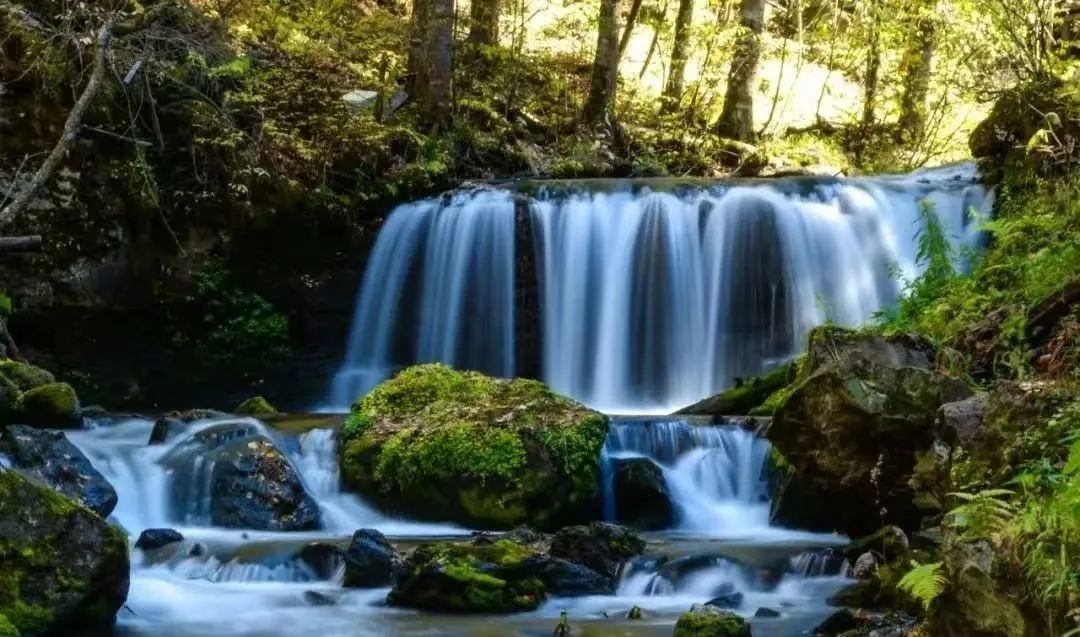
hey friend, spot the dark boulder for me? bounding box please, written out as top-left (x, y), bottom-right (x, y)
top-left (296, 543), bottom-right (347, 580)
top-left (0, 425), bottom-right (117, 518)
top-left (549, 522), bottom-right (646, 583)
top-left (162, 422), bottom-right (320, 531)
top-left (611, 457), bottom-right (673, 530)
top-left (813, 610), bottom-right (859, 636)
top-left (769, 327), bottom-right (972, 537)
top-left (754, 607), bottom-right (781, 618)
top-left (706, 582), bottom-right (745, 609)
top-left (342, 529), bottom-right (401, 588)
top-left (673, 604), bottom-right (751, 637)
top-left (302, 591), bottom-right (337, 607)
top-left (135, 528), bottom-right (184, 552)
top-left (208, 437), bottom-right (321, 531)
top-left (520, 555), bottom-right (610, 596)
top-left (388, 539), bottom-right (545, 613)
top-left (0, 468), bottom-right (129, 636)
top-left (148, 417), bottom-right (185, 445)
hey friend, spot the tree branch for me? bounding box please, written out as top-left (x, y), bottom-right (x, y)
top-left (0, 22), bottom-right (112, 227)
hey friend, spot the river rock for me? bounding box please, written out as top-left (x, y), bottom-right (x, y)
top-left (754, 607), bottom-right (781, 618)
top-left (674, 604), bottom-right (751, 637)
top-left (135, 528), bottom-right (184, 551)
top-left (611, 457), bottom-right (673, 530)
top-left (337, 364), bottom-right (609, 530)
top-left (520, 555), bottom-right (610, 596)
top-left (162, 422), bottom-right (320, 531)
top-left (148, 417), bottom-right (185, 445)
top-left (706, 581), bottom-right (745, 609)
top-left (677, 361), bottom-right (795, 417)
top-left (167, 408), bottom-right (229, 422)
top-left (387, 539), bottom-right (545, 613)
top-left (296, 543), bottom-right (346, 580)
top-left (0, 424), bottom-right (118, 517)
top-left (549, 522), bottom-right (645, 583)
top-left (15, 382), bottom-right (81, 428)
top-left (768, 327), bottom-right (973, 536)
top-left (342, 528), bottom-right (401, 588)
top-left (813, 609), bottom-right (859, 635)
top-left (0, 468), bottom-right (129, 636)
top-left (209, 437), bottom-right (321, 531)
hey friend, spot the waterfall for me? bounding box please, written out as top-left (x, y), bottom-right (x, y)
top-left (330, 166), bottom-right (993, 413)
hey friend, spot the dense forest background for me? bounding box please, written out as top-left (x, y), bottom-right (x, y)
top-left (0, 0), bottom-right (1076, 404)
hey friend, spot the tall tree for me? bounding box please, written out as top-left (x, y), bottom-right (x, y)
top-left (896, 2), bottom-right (937, 143)
top-left (583, 0), bottom-right (621, 124)
top-left (468, 0), bottom-right (500, 48)
top-left (715, 0), bottom-right (765, 141)
top-left (661, 0), bottom-right (694, 111)
top-left (617, 0), bottom-right (645, 60)
top-left (860, 0), bottom-right (881, 132)
top-left (409, 0), bottom-right (455, 128)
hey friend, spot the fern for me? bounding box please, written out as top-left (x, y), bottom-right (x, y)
top-left (947, 488), bottom-right (1017, 536)
top-left (898, 560), bottom-right (947, 610)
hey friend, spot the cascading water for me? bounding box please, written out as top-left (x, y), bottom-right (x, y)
top-left (330, 165), bottom-right (993, 413)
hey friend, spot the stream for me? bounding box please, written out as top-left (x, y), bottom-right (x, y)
top-left (66, 415), bottom-right (852, 637)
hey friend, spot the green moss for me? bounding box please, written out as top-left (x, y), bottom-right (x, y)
top-left (0, 614), bottom-right (19, 637)
top-left (233, 396), bottom-right (278, 416)
top-left (673, 606), bottom-right (751, 637)
top-left (0, 361), bottom-right (54, 392)
top-left (15, 382), bottom-right (79, 427)
top-left (339, 364), bottom-right (608, 529)
top-left (680, 362), bottom-right (795, 416)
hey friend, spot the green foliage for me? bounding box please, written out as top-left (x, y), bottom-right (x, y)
top-left (946, 488), bottom-right (1017, 537)
top-left (0, 295), bottom-right (11, 317)
top-left (897, 560), bottom-right (947, 610)
top-left (172, 265), bottom-right (290, 382)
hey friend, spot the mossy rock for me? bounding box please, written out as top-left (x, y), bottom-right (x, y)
top-left (388, 539), bottom-right (545, 613)
top-left (677, 362), bottom-right (795, 417)
top-left (673, 604), bottom-right (751, 637)
top-left (15, 383), bottom-right (80, 428)
top-left (233, 396), bottom-right (278, 416)
top-left (0, 469), bottom-right (130, 636)
top-left (0, 360), bottom-right (54, 392)
top-left (768, 327), bottom-right (972, 537)
top-left (338, 364), bottom-right (609, 530)
top-left (0, 614), bottom-right (18, 637)
top-left (928, 540), bottom-right (1025, 637)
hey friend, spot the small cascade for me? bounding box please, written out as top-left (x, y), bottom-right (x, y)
top-left (330, 167), bottom-right (993, 413)
top-left (790, 550), bottom-right (852, 579)
top-left (604, 419), bottom-right (774, 534)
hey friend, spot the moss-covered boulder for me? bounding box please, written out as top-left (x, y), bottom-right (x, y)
top-left (549, 522), bottom-right (646, 584)
top-left (234, 396), bottom-right (278, 416)
top-left (387, 539), bottom-right (545, 613)
top-left (0, 468), bottom-right (129, 636)
top-left (928, 540), bottom-right (1025, 637)
top-left (338, 364), bottom-right (609, 530)
top-left (768, 327), bottom-right (972, 537)
top-left (677, 362), bottom-right (795, 418)
top-left (673, 604), bottom-right (751, 637)
top-left (15, 382), bottom-right (80, 428)
top-left (0, 360), bottom-right (54, 392)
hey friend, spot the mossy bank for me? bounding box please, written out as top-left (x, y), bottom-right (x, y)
top-left (337, 364), bottom-right (609, 530)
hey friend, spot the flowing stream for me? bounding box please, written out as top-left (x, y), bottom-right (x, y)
top-left (64, 415), bottom-right (851, 637)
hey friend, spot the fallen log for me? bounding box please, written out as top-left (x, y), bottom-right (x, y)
top-left (0, 236), bottom-right (42, 253)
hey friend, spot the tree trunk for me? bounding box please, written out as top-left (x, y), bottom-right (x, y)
top-left (861, 19), bottom-right (880, 131)
top-left (468, 0), bottom-right (499, 48)
top-left (0, 23), bottom-right (112, 226)
top-left (617, 0), bottom-right (645, 60)
top-left (715, 0), bottom-right (764, 141)
top-left (583, 0), bottom-right (621, 125)
top-left (896, 6), bottom-right (937, 144)
top-left (409, 0), bottom-right (455, 128)
top-left (661, 0), bottom-right (694, 111)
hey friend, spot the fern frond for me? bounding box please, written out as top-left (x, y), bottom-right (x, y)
top-left (897, 561), bottom-right (947, 610)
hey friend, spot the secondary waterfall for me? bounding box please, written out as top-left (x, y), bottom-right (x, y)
top-left (330, 166), bottom-right (993, 413)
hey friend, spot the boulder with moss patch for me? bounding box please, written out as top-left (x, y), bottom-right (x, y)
top-left (0, 468), bottom-right (129, 636)
top-left (337, 364), bottom-right (609, 530)
top-left (234, 396), bottom-right (278, 416)
top-left (926, 540), bottom-right (1025, 637)
top-left (673, 604), bottom-right (752, 637)
top-left (0, 361), bottom-right (54, 392)
top-left (768, 327), bottom-right (972, 537)
top-left (388, 539), bottom-right (545, 613)
top-left (15, 382), bottom-right (80, 428)
top-left (677, 362), bottom-right (795, 418)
